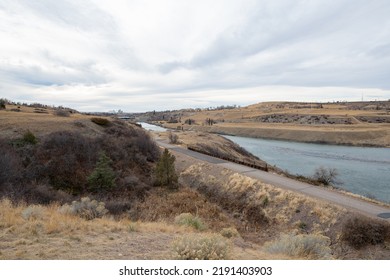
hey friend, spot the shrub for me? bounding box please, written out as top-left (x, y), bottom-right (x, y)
top-left (168, 131), bottom-right (179, 144)
top-left (312, 166), bottom-right (339, 185)
top-left (21, 205), bottom-right (44, 220)
top-left (91, 117), bottom-right (111, 126)
top-left (264, 234), bottom-right (332, 259)
top-left (220, 227), bottom-right (239, 239)
top-left (0, 98), bottom-right (6, 109)
top-left (9, 184), bottom-right (71, 205)
top-left (341, 216), bottom-right (390, 249)
top-left (0, 140), bottom-right (22, 183)
top-left (174, 213), bottom-right (207, 231)
top-left (88, 152), bottom-right (116, 191)
top-left (172, 233), bottom-right (230, 260)
top-left (154, 148), bottom-right (178, 189)
top-left (54, 109), bottom-right (70, 117)
top-left (104, 199), bottom-right (132, 216)
top-left (2, 121), bottom-right (159, 201)
top-left (22, 130), bottom-right (38, 145)
top-left (59, 197), bottom-right (108, 220)
top-left (180, 169), bottom-right (269, 227)
top-left (184, 119), bottom-right (195, 125)
top-left (33, 131), bottom-right (98, 193)
top-left (73, 121), bottom-right (85, 128)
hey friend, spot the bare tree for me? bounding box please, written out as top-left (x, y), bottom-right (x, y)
top-left (312, 166), bottom-right (340, 186)
top-left (168, 131), bottom-right (179, 144)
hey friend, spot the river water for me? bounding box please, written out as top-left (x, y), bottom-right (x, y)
top-left (224, 135), bottom-right (390, 203)
top-left (139, 122), bottom-right (167, 132)
top-left (139, 122), bottom-right (390, 203)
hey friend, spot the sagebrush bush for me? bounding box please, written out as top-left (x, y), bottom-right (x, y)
top-left (220, 227), bottom-right (239, 239)
top-left (21, 205), bottom-right (44, 220)
top-left (263, 234), bottom-right (332, 259)
top-left (172, 233), bottom-right (230, 260)
top-left (341, 216), bottom-right (390, 249)
top-left (174, 213), bottom-right (207, 231)
top-left (59, 197), bottom-right (108, 220)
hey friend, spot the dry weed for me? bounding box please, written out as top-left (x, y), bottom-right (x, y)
top-left (264, 233), bottom-right (332, 259)
top-left (172, 233), bottom-right (231, 260)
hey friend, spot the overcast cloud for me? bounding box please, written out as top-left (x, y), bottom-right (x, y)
top-left (0, 0), bottom-right (389, 112)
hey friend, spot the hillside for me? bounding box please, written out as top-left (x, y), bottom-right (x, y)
top-left (140, 101), bottom-right (390, 147)
top-left (1, 101), bottom-right (389, 260)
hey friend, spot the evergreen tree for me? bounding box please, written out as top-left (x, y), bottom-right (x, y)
top-left (0, 98), bottom-right (6, 109)
top-left (154, 148), bottom-right (178, 189)
top-left (88, 152), bottom-right (116, 191)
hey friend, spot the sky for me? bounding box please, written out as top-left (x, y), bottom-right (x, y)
top-left (1, 0), bottom-right (390, 112)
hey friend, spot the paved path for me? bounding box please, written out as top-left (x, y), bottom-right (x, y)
top-left (157, 140), bottom-right (390, 221)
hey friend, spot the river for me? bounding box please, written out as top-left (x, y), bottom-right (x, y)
top-left (139, 122), bottom-right (167, 132)
top-left (224, 135), bottom-right (390, 203)
top-left (139, 122), bottom-right (390, 203)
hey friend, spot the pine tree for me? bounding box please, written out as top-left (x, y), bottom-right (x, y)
top-left (154, 148), bottom-right (178, 189)
top-left (88, 152), bottom-right (116, 191)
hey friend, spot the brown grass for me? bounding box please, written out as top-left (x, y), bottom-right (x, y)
top-left (0, 198), bottom-right (286, 259)
top-left (130, 187), bottom-right (236, 231)
top-left (0, 198), bottom-right (190, 259)
top-left (179, 162), bottom-right (347, 241)
top-left (0, 105), bottom-right (107, 140)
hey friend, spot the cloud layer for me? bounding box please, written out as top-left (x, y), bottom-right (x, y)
top-left (1, 0), bottom-right (389, 111)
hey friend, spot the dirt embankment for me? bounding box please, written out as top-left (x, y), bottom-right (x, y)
top-left (155, 130), bottom-right (271, 170)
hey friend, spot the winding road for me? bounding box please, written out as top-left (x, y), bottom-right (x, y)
top-left (156, 139), bottom-right (390, 221)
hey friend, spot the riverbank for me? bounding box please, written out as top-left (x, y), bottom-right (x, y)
top-left (161, 122), bottom-right (390, 147)
top-left (140, 101), bottom-right (390, 147)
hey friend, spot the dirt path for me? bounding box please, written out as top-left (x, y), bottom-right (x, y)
top-left (156, 139), bottom-right (390, 221)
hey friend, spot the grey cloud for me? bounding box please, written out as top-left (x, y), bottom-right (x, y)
top-left (0, 60), bottom-right (107, 87)
top-left (15, 0), bottom-right (117, 34)
top-left (157, 1), bottom-right (390, 91)
top-left (187, 1), bottom-right (350, 69)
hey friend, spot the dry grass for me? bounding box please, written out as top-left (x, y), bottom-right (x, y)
top-left (0, 198), bottom-right (285, 260)
top-left (130, 187), bottom-right (235, 231)
top-left (172, 233), bottom-right (231, 260)
top-left (179, 162), bottom-right (346, 240)
top-left (263, 233), bottom-right (332, 259)
top-left (0, 105), bottom-right (108, 140)
top-left (0, 198), bottom-right (194, 259)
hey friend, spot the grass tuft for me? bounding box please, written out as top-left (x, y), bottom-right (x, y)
top-left (172, 233), bottom-right (230, 260)
top-left (264, 233), bottom-right (332, 259)
top-left (174, 213), bottom-right (207, 231)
